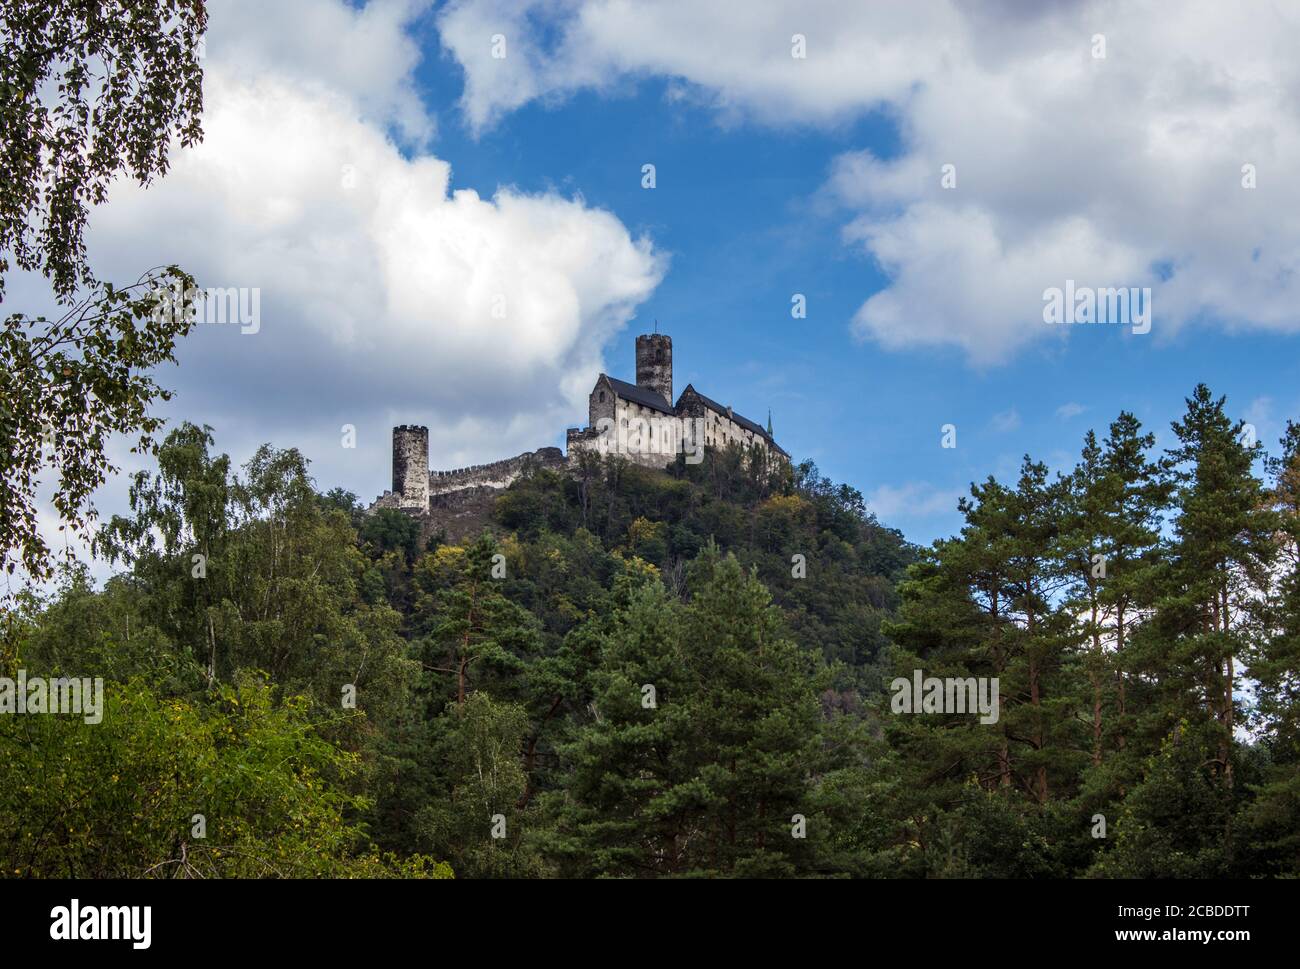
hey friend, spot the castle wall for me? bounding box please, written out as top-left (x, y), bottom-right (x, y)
top-left (588, 379), bottom-right (617, 428)
top-left (370, 446), bottom-right (564, 515)
top-left (676, 395), bottom-right (785, 460)
top-left (371, 489), bottom-right (406, 511)
top-left (427, 447), bottom-right (566, 495)
top-left (570, 398), bottom-right (682, 469)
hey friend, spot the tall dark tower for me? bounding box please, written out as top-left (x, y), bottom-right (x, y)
top-left (392, 424), bottom-right (429, 511)
top-left (635, 333), bottom-right (673, 405)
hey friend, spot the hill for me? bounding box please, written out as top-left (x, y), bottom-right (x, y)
top-left (7, 386), bottom-right (1300, 878)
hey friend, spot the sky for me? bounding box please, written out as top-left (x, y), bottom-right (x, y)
top-left (17, 0), bottom-right (1300, 574)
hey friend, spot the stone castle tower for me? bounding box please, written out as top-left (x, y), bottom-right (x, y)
top-left (375, 423), bottom-right (563, 516)
top-left (635, 333), bottom-right (672, 405)
top-left (391, 424), bottom-right (429, 511)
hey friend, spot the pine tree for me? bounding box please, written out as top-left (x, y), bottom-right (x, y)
top-left (550, 547), bottom-right (845, 876)
top-left (1150, 385), bottom-right (1275, 790)
top-left (1242, 420), bottom-right (1300, 874)
top-left (411, 533), bottom-right (539, 711)
top-left (1060, 414), bottom-right (1169, 777)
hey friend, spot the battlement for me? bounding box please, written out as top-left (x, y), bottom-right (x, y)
top-left (391, 425), bottom-right (430, 511)
top-left (428, 447), bottom-right (565, 496)
top-left (635, 333), bottom-right (672, 406)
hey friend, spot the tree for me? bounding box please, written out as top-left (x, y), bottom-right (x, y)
top-left (0, 673), bottom-right (452, 878)
top-left (880, 459), bottom-right (1081, 876)
top-left (94, 424), bottom-right (416, 723)
top-left (412, 691), bottom-right (546, 879)
top-left (1089, 726), bottom-right (1235, 878)
top-left (1, 0), bottom-right (207, 584)
top-left (360, 508), bottom-right (422, 564)
top-left (1145, 385), bottom-right (1275, 792)
top-left (1258, 420), bottom-right (1300, 753)
top-left (1241, 420), bottom-right (1300, 874)
top-left (549, 547), bottom-right (849, 877)
top-left (1060, 414), bottom-right (1169, 773)
top-left (411, 534), bottom-right (539, 710)
top-left (2, 268), bottom-right (202, 584)
top-left (1, 0), bottom-right (205, 298)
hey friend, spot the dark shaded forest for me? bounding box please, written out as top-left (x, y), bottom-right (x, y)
top-left (3, 383), bottom-right (1298, 878)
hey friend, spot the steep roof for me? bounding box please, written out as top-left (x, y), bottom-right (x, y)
top-left (677, 384), bottom-right (789, 456)
top-left (603, 374), bottom-right (674, 414)
top-left (595, 375), bottom-right (788, 456)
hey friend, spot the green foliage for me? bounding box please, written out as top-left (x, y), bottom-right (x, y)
top-left (91, 423), bottom-right (417, 725)
top-left (411, 692), bottom-right (547, 878)
top-left (0, 674), bottom-right (450, 878)
top-left (360, 508), bottom-right (422, 564)
top-left (541, 549), bottom-right (855, 877)
top-left (1, 1), bottom-right (208, 584)
top-left (1088, 724), bottom-right (1235, 878)
top-left (0, 0), bottom-right (206, 299)
top-left (1, 268), bottom-right (201, 583)
top-left (7, 381), bottom-right (1300, 878)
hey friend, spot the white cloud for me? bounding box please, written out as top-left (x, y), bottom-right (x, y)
top-left (77, 0), bottom-right (665, 511)
top-left (1244, 396), bottom-right (1273, 427)
top-left (866, 482), bottom-right (964, 521)
top-left (436, 0), bottom-right (946, 134)
top-left (1056, 402), bottom-right (1086, 421)
top-left (991, 409), bottom-right (1021, 433)
top-left (208, 0), bottom-right (438, 146)
top-left (438, 0), bottom-right (1300, 363)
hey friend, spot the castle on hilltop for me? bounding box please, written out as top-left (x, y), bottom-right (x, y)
top-left (371, 332), bottom-right (788, 516)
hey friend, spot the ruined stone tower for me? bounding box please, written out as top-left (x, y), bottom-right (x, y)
top-left (635, 333), bottom-right (672, 405)
top-left (391, 425), bottom-right (429, 512)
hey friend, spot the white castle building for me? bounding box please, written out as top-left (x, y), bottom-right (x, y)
top-left (373, 332), bottom-right (787, 515)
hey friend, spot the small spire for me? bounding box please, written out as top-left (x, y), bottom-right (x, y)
top-left (767, 408), bottom-right (773, 436)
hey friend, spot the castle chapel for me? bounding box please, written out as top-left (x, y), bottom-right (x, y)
top-left (373, 332), bottom-right (787, 515)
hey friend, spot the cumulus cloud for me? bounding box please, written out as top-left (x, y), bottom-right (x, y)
top-left (866, 482), bottom-right (964, 521)
top-left (1055, 402), bottom-right (1087, 421)
top-left (991, 409), bottom-right (1022, 433)
top-left (437, 0), bottom-right (946, 133)
top-left (438, 0), bottom-right (1300, 363)
top-left (207, 0), bottom-right (439, 146)
top-left (78, 0), bottom-right (665, 508)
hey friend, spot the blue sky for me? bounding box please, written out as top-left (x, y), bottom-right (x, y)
top-left (406, 6), bottom-right (1300, 542)
top-left (35, 0), bottom-right (1300, 563)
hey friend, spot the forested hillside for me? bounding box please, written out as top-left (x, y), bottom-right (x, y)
top-left (3, 383), bottom-right (1298, 878)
